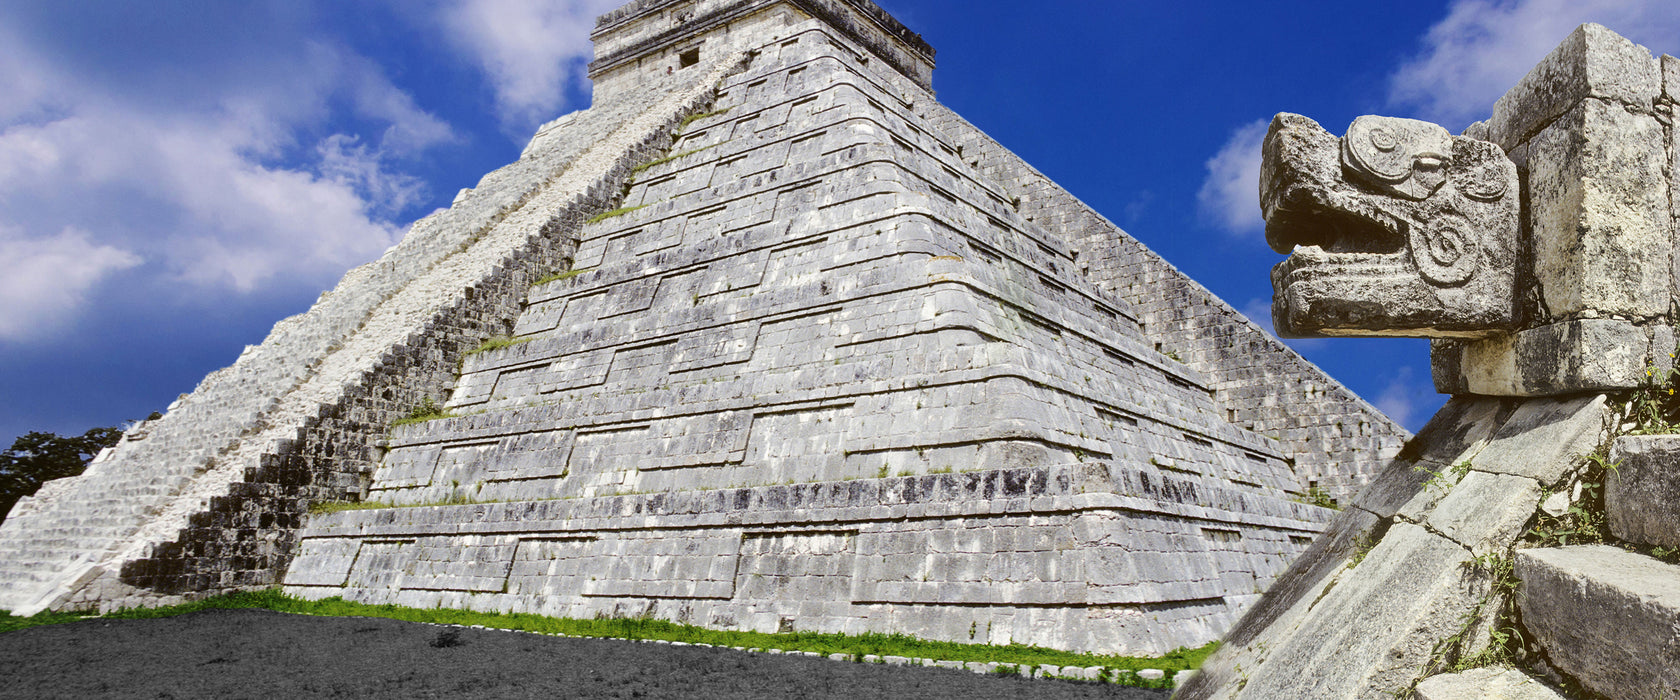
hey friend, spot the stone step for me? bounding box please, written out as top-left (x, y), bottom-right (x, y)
top-left (1607, 435), bottom-right (1680, 547)
top-left (1413, 667), bottom-right (1568, 699)
top-left (1514, 545), bottom-right (1680, 700)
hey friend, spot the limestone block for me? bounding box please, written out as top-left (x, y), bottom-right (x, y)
top-left (1355, 398), bottom-right (1504, 518)
top-left (1665, 54), bottom-right (1680, 101)
top-left (1412, 667), bottom-right (1568, 699)
top-left (1525, 98), bottom-right (1671, 321)
top-left (1515, 545), bottom-right (1680, 700)
top-left (1224, 524), bottom-right (1491, 698)
top-left (1606, 434), bottom-right (1680, 547)
top-left (1668, 56), bottom-right (1680, 288)
top-left (1487, 23), bottom-right (1660, 149)
top-left (1425, 470), bottom-right (1542, 555)
top-left (1468, 394), bottom-right (1607, 484)
top-left (1433, 319), bottom-right (1649, 396)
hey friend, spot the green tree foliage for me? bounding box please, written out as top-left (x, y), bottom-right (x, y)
top-left (0, 425), bottom-right (125, 524)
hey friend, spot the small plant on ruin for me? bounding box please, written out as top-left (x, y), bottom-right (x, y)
top-left (392, 397), bottom-right (453, 427)
top-left (1346, 533), bottom-right (1377, 570)
top-left (675, 107), bottom-right (731, 133)
top-left (1412, 460), bottom-right (1469, 497)
top-left (1627, 356), bottom-right (1680, 434)
top-left (466, 335), bottom-right (531, 356)
top-left (629, 143), bottom-right (719, 176)
top-left (308, 500), bottom-right (391, 515)
top-left (1525, 450), bottom-right (1615, 548)
top-left (533, 268), bottom-right (593, 286)
top-left (1407, 553), bottom-right (1524, 691)
top-left (1295, 486), bottom-right (1339, 510)
top-left (585, 203), bottom-right (650, 225)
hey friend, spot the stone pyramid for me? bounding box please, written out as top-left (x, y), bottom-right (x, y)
top-left (0, 0), bottom-right (1404, 656)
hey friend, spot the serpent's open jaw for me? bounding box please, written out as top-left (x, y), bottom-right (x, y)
top-left (1267, 186), bottom-right (1410, 287)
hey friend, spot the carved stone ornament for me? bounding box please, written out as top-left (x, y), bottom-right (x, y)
top-left (1262, 113), bottom-right (1519, 338)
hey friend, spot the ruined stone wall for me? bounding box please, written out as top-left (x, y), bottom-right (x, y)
top-left (911, 105), bottom-right (1409, 502)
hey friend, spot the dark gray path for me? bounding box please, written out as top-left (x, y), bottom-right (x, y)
top-left (0, 609), bottom-right (1172, 699)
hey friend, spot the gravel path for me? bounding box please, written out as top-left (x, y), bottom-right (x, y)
top-left (0, 609), bottom-right (1173, 699)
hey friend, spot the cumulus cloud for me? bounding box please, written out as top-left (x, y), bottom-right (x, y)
top-left (437, 0), bottom-right (622, 133)
top-left (1389, 0), bottom-right (1680, 128)
top-left (0, 10), bottom-right (453, 332)
top-left (0, 227), bottom-right (140, 340)
top-left (1373, 366), bottom-right (1442, 431)
top-left (1196, 119), bottom-right (1268, 235)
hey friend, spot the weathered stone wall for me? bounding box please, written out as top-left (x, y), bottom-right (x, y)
top-left (1435, 24), bottom-right (1680, 397)
top-left (910, 106), bottom-right (1408, 503)
top-left (289, 462), bottom-right (1328, 655)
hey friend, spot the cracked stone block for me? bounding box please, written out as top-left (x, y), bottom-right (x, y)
top-left (1436, 319), bottom-right (1650, 396)
top-left (1426, 470), bottom-right (1542, 555)
top-left (1355, 398), bottom-right (1505, 519)
top-left (1524, 98), bottom-right (1671, 322)
top-left (1515, 545), bottom-right (1680, 700)
top-left (1469, 395), bottom-right (1608, 484)
top-left (1209, 523), bottom-right (1490, 699)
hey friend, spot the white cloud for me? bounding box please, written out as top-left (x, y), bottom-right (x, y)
top-left (436, 0), bottom-right (621, 133)
top-left (0, 17), bottom-right (452, 327)
top-left (1196, 119), bottom-right (1268, 235)
top-left (0, 227), bottom-right (140, 340)
top-left (337, 52), bottom-right (456, 156)
top-left (1373, 366), bottom-right (1439, 431)
top-left (1389, 0), bottom-right (1680, 128)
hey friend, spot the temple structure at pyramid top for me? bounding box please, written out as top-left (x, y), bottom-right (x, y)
top-left (0, 0), bottom-right (1406, 655)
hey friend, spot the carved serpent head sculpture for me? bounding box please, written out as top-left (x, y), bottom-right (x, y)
top-left (1261, 113), bottom-right (1520, 339)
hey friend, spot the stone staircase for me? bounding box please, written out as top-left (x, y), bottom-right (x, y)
top-left (1413, 433), bottom-right (1680, 700)
top-left (0, 58), bottom-right (739, 615)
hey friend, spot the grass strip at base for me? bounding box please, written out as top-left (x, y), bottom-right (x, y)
top-left (1, 589), bottom-right (1212, 687)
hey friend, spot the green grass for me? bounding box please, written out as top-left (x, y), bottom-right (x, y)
top-left (629, 143), bottom-right (719, 175)
top-left (390, 396), bottom-right (454, 427)
top-left (585, 203), bottom-right (651, 225)
top-left (676, 107), bottom-right (731, 132)
top-left (534, 268), bottom-right (593, 286)
top-left (0, 589), bottom-right (1215, 686)
top-left (465, 335), bottom-right (532, 356)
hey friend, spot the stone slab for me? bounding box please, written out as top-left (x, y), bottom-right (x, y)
top-left (1515, 545), bottom-right (1680, 700)
top-left (1524, 98), bottom-right (1671, 322)
top-left (1413, 667), bottom-right (1568, 700)
top-left (1355, 397), bottom-right (1505, 519)
top-left (1487, 23), bottom-right (1661, 149)
top-left (1188, 523), bottom-right (1488, 699)
top-left (1607, 434), bottom-right (1680, 547)
top-left (1426, 470), bottom-right (1542, 555)
top-left (1434, 319), bottom-right (1650, 396)
top-left (1469, 395), bottom-right (1607, 484)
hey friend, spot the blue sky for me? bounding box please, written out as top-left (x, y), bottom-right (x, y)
top-left (1, 0), bottom-right (1678, 447)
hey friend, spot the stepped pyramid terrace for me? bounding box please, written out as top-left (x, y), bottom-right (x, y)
top-left (0, 0), bottom-right (1405, 656)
